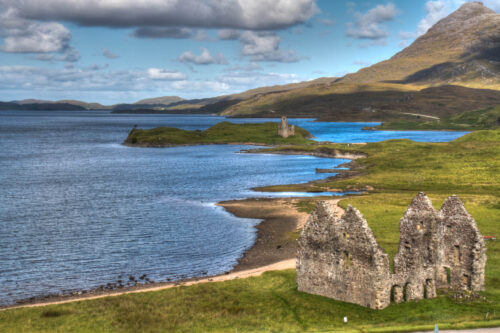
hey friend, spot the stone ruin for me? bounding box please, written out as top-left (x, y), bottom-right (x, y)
top-left (277, 116), bottom-right (295, 138)
top-left (296, 193), bottom-right (487, 309)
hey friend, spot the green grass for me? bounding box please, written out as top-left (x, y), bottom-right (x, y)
top-left (1, 268), bottom-right (498, 333)
top-left (124, 121), bottom-right (313, 146)
top-left (1, 130), bottom-right (499, 332)
top-left (375, 106), bottom-right (500, 130)
top-left (259, 129), bottom-right (500, 195)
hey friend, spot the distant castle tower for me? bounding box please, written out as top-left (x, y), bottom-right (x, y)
top-left (277, 116), bottom-right (295, 138)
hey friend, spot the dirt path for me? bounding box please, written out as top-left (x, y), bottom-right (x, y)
top-left (401, 112), bottom-right (440, 120)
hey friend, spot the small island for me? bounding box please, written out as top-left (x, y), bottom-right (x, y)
top-left (123, 121), bottom-right (314, 147)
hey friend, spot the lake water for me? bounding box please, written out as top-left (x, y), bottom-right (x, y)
top-left (0, 111), bottom-right (468, 306)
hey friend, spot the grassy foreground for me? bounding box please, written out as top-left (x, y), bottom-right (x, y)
top-left (372, 106), bottom-right (500, 131)
top-left (1, 130), bottom-right (499, 332)
top-left (123, 121), bottom-right (313, 147)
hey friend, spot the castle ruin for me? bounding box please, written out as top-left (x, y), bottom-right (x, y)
top-left (277, 116), bottom-right (295, 138)
top-left (297, 193), bottom-right (486, 309)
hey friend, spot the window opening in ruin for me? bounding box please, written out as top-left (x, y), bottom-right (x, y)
top-left (453, 245), bottom-right (461, 265)
top-left (463, 274), bottom-right (471, 288)
top-left (342, 251), bottom-right (351, 269)
top-left (446, 267), bottom-right (451, 284)
top-left (390, 285), bottom-right (399, 302)
top-left (403, 282), bottom-right (411, 302)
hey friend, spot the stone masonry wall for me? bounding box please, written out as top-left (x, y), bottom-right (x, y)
top-left (297, 202), bottom-right (391, 309)
top-left (296, 193), bottom-right (487, 309)
top-left (277, 116), bottom-right (295, 138)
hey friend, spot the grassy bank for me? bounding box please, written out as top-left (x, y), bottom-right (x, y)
top-left (1, 268), bottom-right (498, 333)
top-left (123, 121), bottom-right (313, 147)
top-left (1, 130), bottom-right (498, 332)
top-left (371, 106), bottom-right (500, 130)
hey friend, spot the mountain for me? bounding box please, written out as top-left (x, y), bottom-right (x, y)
top-left (114, 77), bottom-right (338, 113)
top-left (14, 99), bottom-right (109, 110)
top-left (340, 1), bottom-right (499, 88)
top-left (219, 2), bottom-right (500, 120)
top-left (133, 96), bottom-right (184, 105)
top-left (0, 101), bottom-right (87, 111)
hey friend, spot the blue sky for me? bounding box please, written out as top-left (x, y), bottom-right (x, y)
top-left (0, 0), bottom-right (498, 104)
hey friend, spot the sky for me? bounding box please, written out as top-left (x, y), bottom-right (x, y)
top-left (0, 0), bottom-right (499, 104)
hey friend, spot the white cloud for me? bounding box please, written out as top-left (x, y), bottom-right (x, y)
top-left (171, 80), bottom-right (230, 93)
top-left (224, 63), bottom-right (262, 71)
top-left (178, 48), bottom-right (227, 65)
top-left (417, 0), bottom-right (457, 35)
top-left (317, 18), bottom-right (335, 26)
top-left (0, 9), bottom-right (71, 53)
top-left (3, 0), bottom-right (319, 30)
top-left (57, 47), bottom-right (80, 62)
top-left (147, 68), bottom-right (188, 80)
top-left (413, 0), bottom-right (499, 37)
top-left (218, 71), bottom-right (299, 86)
top-left (346, 3), bottom-right (397, 40)
top-left (217, 29), bottom-right (241, 40)
top-left (132, 27), bottom-right (194, 39)
top-left (102, 49), bottom-right (119, 59)
top-left (0, 65), bottom-right (189, 92)
top-left (239, 31), bottom-right (304, 63)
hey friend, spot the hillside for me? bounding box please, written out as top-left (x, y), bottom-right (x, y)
top-left (12, 99), bottom-right (109, 110)
top-left (133, 96), bottom-right (184, 105)
top-left (220, 2), bottom-right (500, 120)
top-left (0, 101), bottom-right (86, 111)
top-left (341, 2), bottom-right (500, 88)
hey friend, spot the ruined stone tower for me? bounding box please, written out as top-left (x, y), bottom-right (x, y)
top-left (297, 193), bottom-right (486, 310)
top-left (277, 116), bottom-right (295, 138)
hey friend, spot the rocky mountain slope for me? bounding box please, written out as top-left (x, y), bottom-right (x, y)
top-left (340, 2), bottom-right (500, 88)
top-left (220, 2), bottom-right (500, 120)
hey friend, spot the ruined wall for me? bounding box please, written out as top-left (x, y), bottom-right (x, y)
top-left (297, 193), bottom-right (486, 310)
top-left (297, 202), bottom-right (391, 309)
top-left (437, 195), bottom-right (486, 291)
top-left (392, 193), bottom-right (440, 302)
top-left (277, 116), bottom-right (295, 138)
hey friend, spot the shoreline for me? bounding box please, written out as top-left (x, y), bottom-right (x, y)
top-left (1, 197), bottom-right (344, 311)
top-left (1, 147), bottom-right (359, 310)
top-left (122, 141), bottom-right (275, 148)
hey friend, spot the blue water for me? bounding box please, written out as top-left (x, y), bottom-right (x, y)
top-left (0, 111), bottom-right (468, 306)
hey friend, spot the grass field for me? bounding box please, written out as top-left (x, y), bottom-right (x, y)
top-left (1, 130), bottom-right (498, 332)
top-left (123, 121), bottom-right (313, 146)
